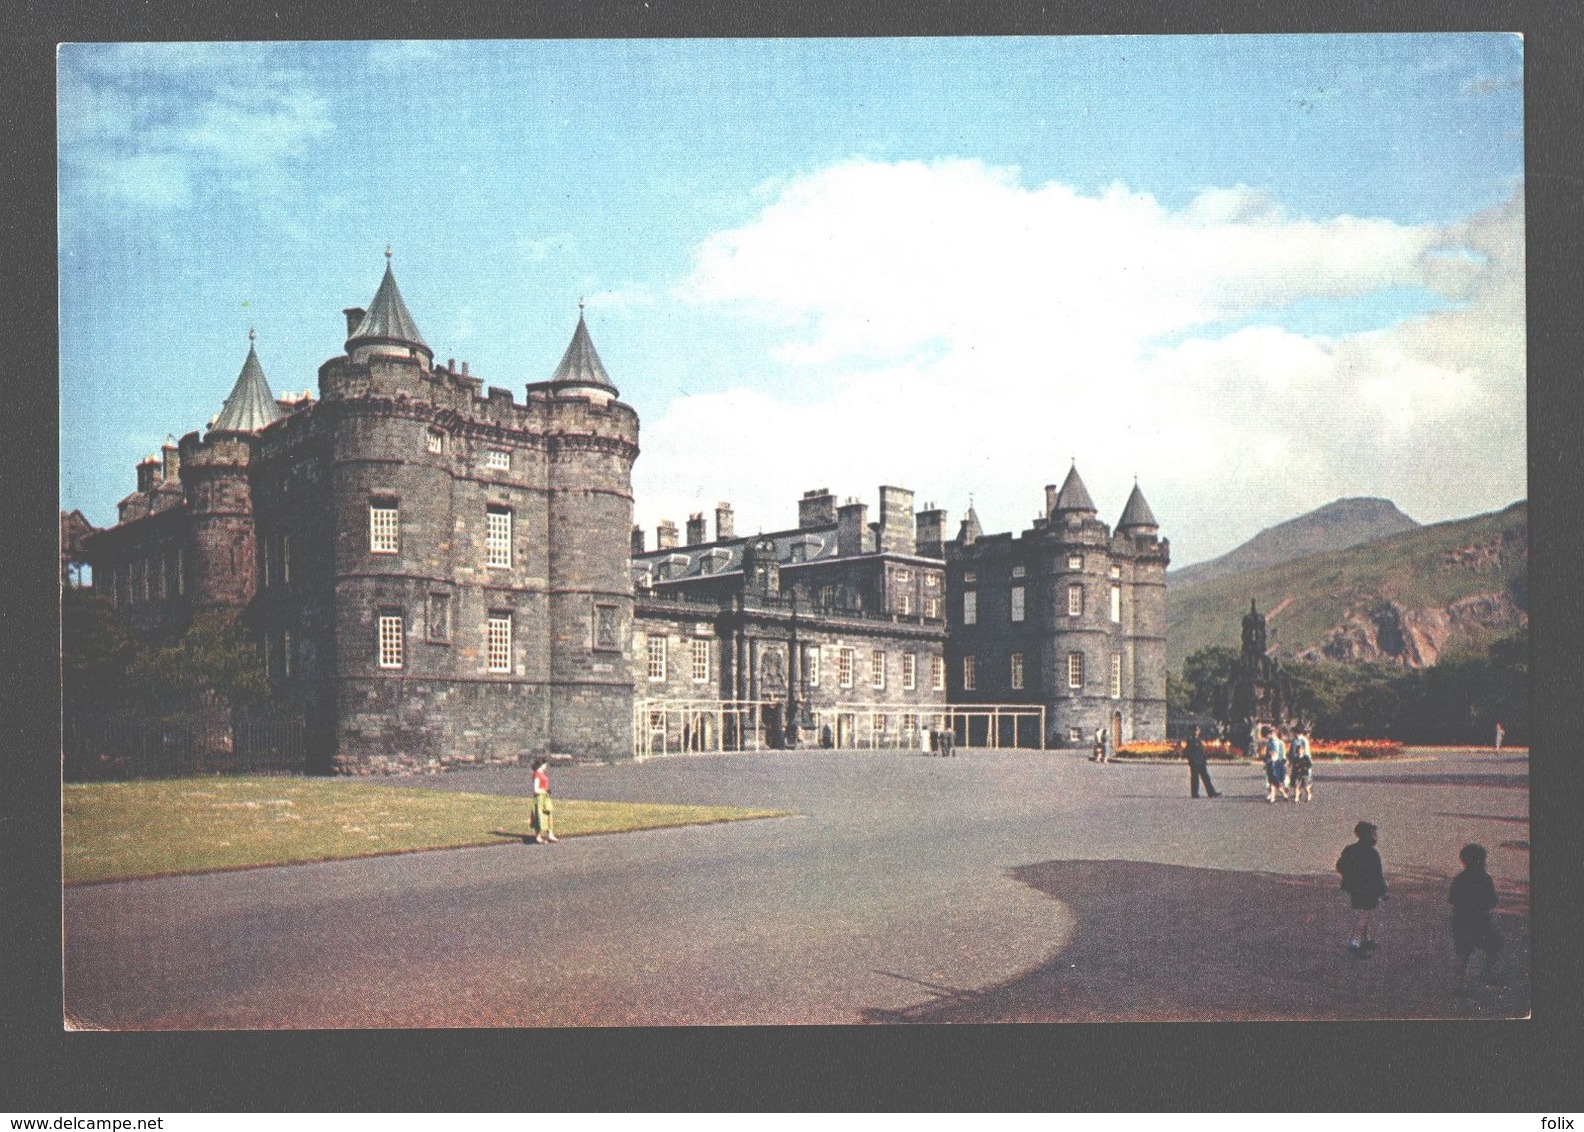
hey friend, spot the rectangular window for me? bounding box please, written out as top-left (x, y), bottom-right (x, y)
top-left (647, 636), bottom-right (667, 681)
top-left (931, 655), bottom-right (945, 691)
top-left (427, 430), bottom-right (445, 454)
top-left (1110, 652), bottom-right (1123, 698)
top-left (925, 597), bottom-right (940, 620)
top-left (427, 593), bottom-right (452, 642)
top-left (1067, 554), bottom-right (1083, 570)
top-left (839, 647), bottom-right (855, 689)
top-left (896, 568), bottom-right (911, 584)
top-left (963, 591), bottom-right (977, 625)
top-left (903, 653), bottom-right (917, 691)
top-left (963, 655), bottom-right (977, 691)
top-left (1012, 564), bottom-right (1026, 578)
top-left (370, 500), bottom-right (400, 554)
top-left (1110, 583), bottom-right (1122, 623)
top-left (1068, 584), bottom-right (1084, 618)
top-left (925, 573), bottom-right (939, 588)
top-left (486, 506), bottom-right (512, 568)
top-left (1067, 651), bottom-right (1085, 690)
top-left (486, 448), bottom-right (510, 471)
top-left (963, 570), bottom-right (977, 584)
top-left (1011, 652), bottom-right (1025, 690)
top-left (806, 646), bottom-right (821, 688)
top-left (871, 650), bottom-right (886, 690)
top-left (692, 639), bottom-right (710, 683)
top-left (1110, 564), bottom-right (1122, 579)
top-left (1011, 585), bottom-right (1025, 623)
top-left (898, 592), bottom-right (912, 616)
top-left (487, 613), bottom-right (512, 673)
top-left (872, 713), bottom-right (888, 740)
top-left (902, 713), bottom-right (918, 736)
top-left (1069, 727), bottom-right (1084, 744)
top-left (378, 614), bottom-right (405, 670)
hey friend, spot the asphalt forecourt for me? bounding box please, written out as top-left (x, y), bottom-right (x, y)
top-left (62, 746), bottom-right (1527, 1027)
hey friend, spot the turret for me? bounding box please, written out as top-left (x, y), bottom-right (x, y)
top-left (1117, 481), bottom-right (1160, 539)
top-left (344, 248), bottom-right (433, 366)
top-left (541, 301), bottom-right (618, 406)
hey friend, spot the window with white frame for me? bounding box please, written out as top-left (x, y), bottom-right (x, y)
top-left (427, 430), bottom-right (445, 454)
top-left (839, 647), bottom-right (855, 688)
top-left (925, 597), bottom-right (940, 619)
top-left (486, 613), bottom-right (513, 673)
top-left (896, 568), bottom-right (912, 584)
top-left (1011, 652), bottom-right (1025, 690)
top-left (691, 639), bottom-right (710, 683)
top-left (1110, 583), bottom-right (1122, 623)
top-left (963, 591), bottom-right (977, 625)
top-left (1068, 727), bottom-right (1084, 744)
top-left (931, 655), bottom-right (945, 691)
top-left (647, 636), bottom-right (667, 681)
top-left (871, 650), bottom-right (886, 689)
top-left (1011, 586), bottom-right (1025, 622)
top-left (1067, 651), bottom-right (1085, 689)
top-left (1110, 564), bottom-right (1122, 579)
top-left (806, 646), bottom-right (821, 687)
top-left (898, 592), bottom-right (912, 616)
top-left (1068, 584), bottom-right (1084, 617)
top-left (486, 506), bottom-right (512, 568)
top-left (925, 573), bottom-right (940, 588)
top-left (1110, 652), bottom-right (1123, 698)
top-left (963, 655), bottom-right (977, 691)
top-left (485, 448), bottom-right (510, 471)
top-left (370, 499), bottom-right (399, 554)
top-left (378, 613), bottom-right (405, 669)
top-left (1012, 564), bottom-right (1026, 578)
top-left (1067, 553), bottom-right (1083, 570)
top-left (872, 713), bottom-right (888, 739)
top-left (903, 653), bottom-right (917, 691)
top-left (902, 713), bottom-right (918, 736)
top-left (963, 570), bottom-right (976, 584)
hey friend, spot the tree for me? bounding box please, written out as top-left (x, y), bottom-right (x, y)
top-left (1177, 646), bottom-right (1240, 716)
top-left (61, 589), bottom-right (135, 707)
top-left (125, 609), bottom-right (270, 712)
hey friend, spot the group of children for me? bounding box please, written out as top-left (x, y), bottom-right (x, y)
top-left (1336, 819), bottom-right (1505, 996)
top-left (1256, 723), bottom-right (1314, 803)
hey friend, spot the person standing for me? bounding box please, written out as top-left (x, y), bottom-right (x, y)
top-left (1184, 725), bottom-right (1220, 798)
top-left (1449, 843), bottom-right (1503, 995)
top-left (1337, 821), bottom-right (1387, 957)
top-left (529, 757), bottom-right (557, 844)
top-left (1263, 725), bottom-right (1290, 802)
top-left (1494, 721), bottom-right (1505, 751)
top-left (1288, 726), bottom-right (1314, 802)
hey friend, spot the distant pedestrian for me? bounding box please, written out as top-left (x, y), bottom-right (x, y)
top-left (1092, 726), bottom-right (1110, 764)
top-left (1449, 843), bottom-right (1503, 995)
top-left (1494, 721), bottom-right (1505, 751)
top-left (1288, 726), bottom-right (1314, 802)
top-left (921, 725), bottom-right (932, 756)
top-left (941, 726), bottom-right (955, 758)
top-left (1262, 726), bottom-right (1290, 802)
top-left (529, 757), bottom-right (557, 844)
top-left (1336, 821), bottom-right (1387, 957)
top-left (1183, 725), bottom-right (1220, 798)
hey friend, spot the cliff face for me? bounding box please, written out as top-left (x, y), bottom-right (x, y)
top-left (1170, 497), bottom-right (1420, 588)
top-left (1167, 501), bottom-right (1527, 670)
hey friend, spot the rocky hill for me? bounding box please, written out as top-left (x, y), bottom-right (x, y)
top-left (1169, 497), bottom-right (1420, 588)
top-left (1166, 501), bottom-right (1527, 670)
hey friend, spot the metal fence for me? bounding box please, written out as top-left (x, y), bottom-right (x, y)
top-left (63, 707), bottom-right (309, 780)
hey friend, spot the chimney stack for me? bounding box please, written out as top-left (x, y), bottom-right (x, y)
top-left (1045, 484), bottom-right (1059, 519)
top-left (715, 502), bottom-right (735, 541)
top-left (915, 505), bottom-right (947, 559)
top-left (656, 520), bottom-right (679, 550)
top-left (686, 513), bottom-right (707, 546)
top-left (799, 488), bottom-right (837, 530)
top-left (836, 500), bottom-right (869, 557)
top-left (631, 525), bottom-right (646, 556)
top-left (343, 307), bottom-right (366, 339)
top-left (876, 485), bottom-right (915, 555)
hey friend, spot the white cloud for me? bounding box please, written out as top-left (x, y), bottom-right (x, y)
top-left (635, 159), bottom-right (1524, 566)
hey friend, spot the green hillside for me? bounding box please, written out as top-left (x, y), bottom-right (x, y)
top-left (1166, 501), bottom-right (1527, 671)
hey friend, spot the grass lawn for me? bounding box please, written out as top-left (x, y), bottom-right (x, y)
top-left (63, 777), bottom-right (789, 885)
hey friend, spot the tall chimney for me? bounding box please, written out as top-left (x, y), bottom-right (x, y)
top-left (161, 436), bottom-right (180, 482)
top-left (686, 513), bottom-right (707, 546)
top-left (876, 485), bottom-right (915, 555)
top-left (343, 307), bottom-right (366, 339)
top-left (799, 488), bottom-right (837, 530)
top-left (656, 520), bottom-right (679, 550)
top-left (715, 502), bottom-right (735, 541)
top-left (1045, 484), bottom-right (1059, 520)
top-left (915, 506), bottom-right (946, 559)
top-left (837, 500), bottom-right (869, 557)
top-left (631, 525), bottom-right (646, 556)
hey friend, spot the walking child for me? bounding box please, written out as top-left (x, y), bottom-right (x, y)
top-left (1449, 843), bottom-right (1503, 995)
top-left (1263, 725), bottom-right (1290, 802)
top-left (1336, 821), bottom-right (1387, 956)
top-left (529, 757), bottom-right (557, 844)
top-left (1288, 726), bottom-right (1314, 802)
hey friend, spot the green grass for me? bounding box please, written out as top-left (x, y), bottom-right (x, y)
top-left (63, 777), bottom-right (789, 885)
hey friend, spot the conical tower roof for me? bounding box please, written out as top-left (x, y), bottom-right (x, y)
top-left (1052, 463), bottom-right (1097, 515)
top-left (346, 250), bottom-right (430, 360)
top-left (548, 305), bottom-right (618, 395)
top-left (210, 331), bottom-right (285, 433)
top-left (1117, 481), bottom-right (1159, 530)
top-left (957, 503), bottom-right (983, 544)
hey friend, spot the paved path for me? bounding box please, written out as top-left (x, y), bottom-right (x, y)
top-left (63, 748), bottom-right (1529, 1027)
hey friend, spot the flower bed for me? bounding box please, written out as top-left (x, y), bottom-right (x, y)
top-left (1114, 738), bottom-right (1405, 760)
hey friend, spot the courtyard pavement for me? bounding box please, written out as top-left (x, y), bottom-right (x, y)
top-left (62, 747), bottom-right (1529, 1027)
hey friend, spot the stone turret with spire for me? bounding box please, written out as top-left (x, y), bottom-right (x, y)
top-left (210, 328), bottom-right (286, 434)
top-left (344, 247), bottom-right (433, 366)
top-left (532, 299), bottom-right (619, 407)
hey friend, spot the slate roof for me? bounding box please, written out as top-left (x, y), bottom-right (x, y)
top-left (1117, 482), bottom-right (1159, 529)
top-left (347, 257), bottom-right (429, 355)
top-left (631, 526), bottom-right (839, 583)
top-left (210, 337), bottom-right (285, 433)
top-left (548, 309), bottom-right (618, 395)
top-left (1052, 464), bottom-right (1097, 514)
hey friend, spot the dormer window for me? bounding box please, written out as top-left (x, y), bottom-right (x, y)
top-left (699, 549), bottom-right (731, 575)
top-left (427, 430), bottom-right (445, 454)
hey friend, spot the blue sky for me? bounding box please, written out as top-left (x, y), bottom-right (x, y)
top-left (59, 35), bottom-right (1525, 566)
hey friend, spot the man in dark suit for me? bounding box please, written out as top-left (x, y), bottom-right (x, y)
top-left (1184, 725), bottom-right (1220, 798)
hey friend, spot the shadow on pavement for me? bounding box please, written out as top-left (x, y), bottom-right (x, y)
top-left (862, 858), bottom-right (1529, 1023)
top-left (1316, 772), bottom-right (1527, 788)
